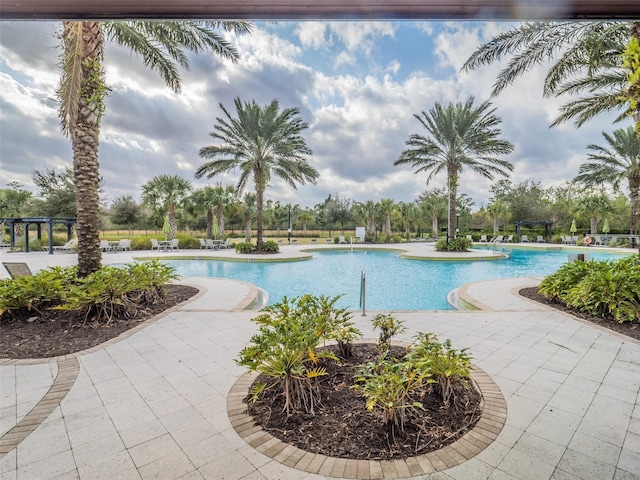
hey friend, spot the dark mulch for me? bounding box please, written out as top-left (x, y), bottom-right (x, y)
top-left (519, 287), bottom-right (640, 342)
top-left (246, 343), bottom-right (482, 460)
top-left (0, 284), bottom-right (199, 359)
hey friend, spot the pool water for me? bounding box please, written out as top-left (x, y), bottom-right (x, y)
top-left (165, 248), bottom-right (626, 310)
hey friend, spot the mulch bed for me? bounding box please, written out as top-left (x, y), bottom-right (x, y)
top-left (245, 343), bottom-right (482, 460)
top-left (0, 284), bottom-right (199, 359)
top-left (519, 287), bottom-right (640, 342)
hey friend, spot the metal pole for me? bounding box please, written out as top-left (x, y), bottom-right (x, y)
top-left (359, 270), bottom-right (366, 316)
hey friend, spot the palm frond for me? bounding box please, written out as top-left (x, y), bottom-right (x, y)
top-left (57, 22), bottom-right (84, 136)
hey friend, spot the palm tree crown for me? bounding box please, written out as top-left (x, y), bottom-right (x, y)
top-left (141, 174), bottom-right (192, 240)
top-left (195, 97), bottom-right (318, 250)
top-left (574, 127), bottom-right (640, 241)
top-left (57, 20), bottom-right (251, 276)
top-left (394, 97), bottom-right (514, 245)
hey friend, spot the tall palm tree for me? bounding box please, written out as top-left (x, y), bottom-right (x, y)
top-left (195, 97), bottom-right (318, 251)
top-left (353, 200), bottom-right (378, 235)
top-left (57, 20), bottom-right (251, 277)
top-left (574, 127), bottom-right (640, 247)
top-left (462, 21), bottom-right (640, 134)
top-left (241, 192), bottom-right (257, 242)
top-left (394, 98), bottom-right (514, 244)
top-left (141, 175), bottom-right (192, 240)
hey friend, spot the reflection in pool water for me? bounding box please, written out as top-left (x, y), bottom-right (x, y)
top-left (165, 248), bottom-right (626, 310)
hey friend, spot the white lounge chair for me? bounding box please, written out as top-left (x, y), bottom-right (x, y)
top-left (492, 235), bottom-right (503, 243)
top-left (151, 239), bottom-right (160, 251)
top-left (199, 239), bottom-right (208, 249)
top-left (466, 235), bottom-right (473, 242)
top-left (479, 235), bottom-right (488, 242)
top-left (536, 235), bottom-right (545, 243)
top-left (116, 239), bottom-right (131, 252)
top-left (43, 239), bottom-right (75, 252)
top-left (205, 239), bottom-right (218, 249)
top-left (505, 235), bottom-right (513, 243)
top-left (171, 239), bottom-right (180, 250)
top-left (221, 238), bottom-right (232, 249)
top-left (100, 240), bottom-right (113, 252)
top-left (520, 235), bottom-right (529, 242)
top-left (338, 236), bottom-right (347, 244)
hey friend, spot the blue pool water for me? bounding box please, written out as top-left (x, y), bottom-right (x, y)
top-left (164, 248), bottom-right (627, 310)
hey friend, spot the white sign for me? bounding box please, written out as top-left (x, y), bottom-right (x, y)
top-left (355, 227), bottom-right (365, 240)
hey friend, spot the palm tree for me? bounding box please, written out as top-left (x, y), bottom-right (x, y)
top-left (353, 200), bottom-right (378, 235)
top-left (575, 193), bottom-right (613, 235)
top-left (574, 127), bottom-right (639, 247)
top-left (418, 189), bottom-right (447, 238)
top-left (297, 211), bottom-right (313, 236)
top-left (208, 183), bottom-right (237, 238)
top-left (195, 97), bottom-right (318, 251)
top-left (394, 98), bottom-right (514, 244)
top-left (462, 21), bottom-right (640, 134)
top-left (397, 202), bottom-right (416, 241)
top-left (378, 199), bottom-right (395, 242)
top-left (141, 175), bottom-right (192, 240)
top-left (486, 201), bottom-right (510, 235)
top-left (57, 20), bottom-right (251, 277)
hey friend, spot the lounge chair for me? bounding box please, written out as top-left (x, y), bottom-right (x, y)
top-left (199, 239), bottom-right (208, 249)
top-left (205, 239), bottom-right (218, 249)
top-left (338, 236), bottom-right (347, 244)
top-left (466, 235), bottom-right (473, 242)
top-left (171, 239), bottom-right (180, 250)
top-left (2, 262), bottom-right (32, 278)
top-left (217, 238), bottom-right (231, 249)
top-left (592, 235), bottom-right (603, 246)
top-left (116, 239), bottom-right (131, 252)
top-left (100, 240), bottom-right (113, 252)
top-left (536, 235), bottom-right (545, 243)
top-left (151, 239), bottom-right (160, 251)
top-left (505, 235), bottom-right (513, 243)
top-left (520, 235), bottom-right (529, 242)
top-left (325, 238), bottom-right (333, 243)
top-left (42, 239), bottom-right (75, 252)
top-left (479, 235), bottom-right (488, 242)
top-left (492, 235), bottom-right (503, 243)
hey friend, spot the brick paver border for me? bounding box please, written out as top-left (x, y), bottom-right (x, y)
top-left (228, 341), bottom-right (507, 479)
top-left (0, 356), bottom-right (79, 459)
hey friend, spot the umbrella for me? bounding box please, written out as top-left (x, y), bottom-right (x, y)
top-left (162, 215), bottom-right (171, 240)
top-left (570, 219), bottom-right (577, 235)
top-left (602, 218), bottom-right (610, 234)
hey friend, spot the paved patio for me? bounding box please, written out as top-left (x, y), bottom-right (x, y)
top-left (0, 246), bottom-right (639, 479)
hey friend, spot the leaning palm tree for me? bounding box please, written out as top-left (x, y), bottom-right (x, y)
top-left (141, 175), bottom-right (192, 240)
top-left (195, 97), bottom-right (319, 251)
top-left (461, 21), bottom-right (640, 135)
top-left (574, 127), bottom-right (640, 247)
top-left (57, 20), bottom-right (251, 277)
top-left (394, 98), bottom-right (514, 244)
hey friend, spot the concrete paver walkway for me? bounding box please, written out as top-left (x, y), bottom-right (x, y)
top-left (1, 246), bottom-right (639, 479)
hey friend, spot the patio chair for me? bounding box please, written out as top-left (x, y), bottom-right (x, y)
top-left (338, 236), bottom-right (347, 244)
top-left (171, 239), bottom-right (180, 250)
top-left (205, 239), bottom-right (218, 249)
top-left (505, 235), bottom-right (513, 243)
top-left (520, 235), bottom-right (529, 242)
top-left (592, 235), bottom-right (603, 246)
top-left (479, 235), bottom-right (488, 242)
top-left (466, 235), bottom-right (473, 242)
top-left (220, 238), bottom-right (232, 249)
top-left (116, 239), bottom-right (131, 252)
top-left (199, 239), bottom-right (208, 249)
top-left (45, 239), bottom-right (75, 252)
top-left (151, 239), bottom-right (160, 251)
top-left (2, 262), bottom-right (32, 278)
top-left (492, 235), bottom-right (503, 243)
top-left (536, 235), bottom-right (545, 243)
top-left (100, 240), bottom-right (113, 252)
top-left (325, 238), bottom-right (333, 243)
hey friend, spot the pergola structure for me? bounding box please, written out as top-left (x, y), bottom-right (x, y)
top-left (515, 221), bottom-right (553, 242)
top-left (0, 217), bottom-right (76, 254)
top-left (0, 0), bottom-right (638, 20)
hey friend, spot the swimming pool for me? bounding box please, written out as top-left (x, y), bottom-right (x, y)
top-left (164, 248), bottom-right (627, 310)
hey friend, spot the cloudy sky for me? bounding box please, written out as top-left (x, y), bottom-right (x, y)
top-left (0, 20), bottom-right (625, 211)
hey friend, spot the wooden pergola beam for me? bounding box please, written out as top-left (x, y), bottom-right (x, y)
top-left (1, 0), bottom-right (639, 21)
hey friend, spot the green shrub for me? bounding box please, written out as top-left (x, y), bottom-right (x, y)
top-left (0, 266), bottom-right (75, 318)
top-left (235, 242), bottom-right (255, 254)
top-left (237, 294), bottom-right (356, 415)
top-left (130, 237), bottom-right (151, 250)
top-left (56, 261), bottom-right (178, 325)
top-left (435, 237), bottom-right (472, 251)
top-left (539, 254), bottom-right (640, 323)
top-left (372, 313), bottom-right (406, 346)
top-left (406, 332), bottom-right (472, 405)
top-left (261, 240), bottom-right (279, 252)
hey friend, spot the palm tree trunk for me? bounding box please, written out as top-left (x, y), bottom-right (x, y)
top-left (493, 217), bottom-right (499, 235)
top-left (216, 204), bottom-right (225, 238)
top-left (167, 204), bottom-right (177, 240)
top-left (255, 184), bottom-right (264, 250)
top-left (206, 209), bottom-right (213, 239)
top-left (448, 168), bottom-right (458, 244)
top-left (70, 21), bottom-right (104, 278)
top-left (432, 216), bottom-right (438, 237)
top-left (630, 175), bottom-right (639, 249)
top-left (590, 215), bottom-right (598, 235)
top-left (244, 218), bottom-right (252, 242)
